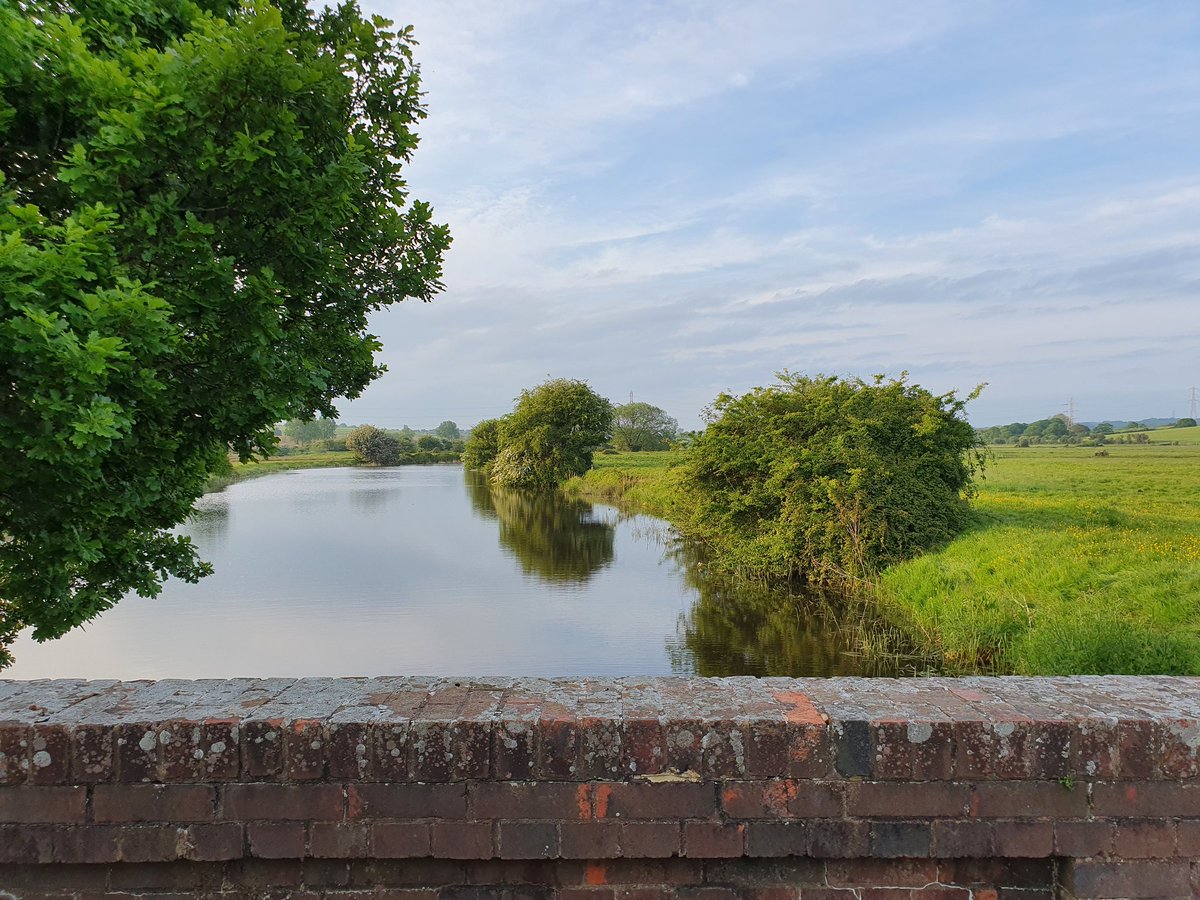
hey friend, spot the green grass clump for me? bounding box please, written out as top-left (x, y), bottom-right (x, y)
top-left (206, 450), bottom-right (358, 492)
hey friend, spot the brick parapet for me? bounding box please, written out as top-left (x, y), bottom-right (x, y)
top-left (0, 676), bottom-right (1196, 898)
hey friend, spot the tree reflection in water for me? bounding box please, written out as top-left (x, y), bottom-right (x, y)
top-left (466, 472), bottom-right (615, 584)
top-left (666, 539), bottom-right (928, 677)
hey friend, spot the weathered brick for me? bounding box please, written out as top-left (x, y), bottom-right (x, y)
top-left (910, 722), bottom-right (956, 781)
top-left (221, 783), bottom-right (343, 821)
top-left (117, 823), bottom-right (182, 862)
top-left (561, 822), bottom-right (620, 859)
top-left (0, 785), bottom-right (85, 823)
top-left (623, 718), bottom-right (666, 776)
top-left (620, 822), bottom-right (681, 858)
top-left (0, 823), bottom-right (56, 863)
top-left (538, 715), bottom-right (579, 779)
top-left (971, 781), bottom-right (1087, 818)
top-left (242, 719), bottom-right (286, 778)
top-left (808, 819), bottom-right (869, 858)
top-left (498, 821), bottom-right (559, 859)
top-left (682, 821), bottom-right (743, 858)
top-left (94, 783), bottom-right (215, 822)
top-left (700, 721), bottom-right (745, 778)
top-left (931, 819), bottom-right (994, 858)
top-left (742, 720), bottom-right (788, 778)
top-left (848, 781), bottom-right (969, 818)
top-left (1092, 781), bottom-right (1200, 816)
top-left (0, 724), bottom-right (28, 785)
top-left (472, 782), bottom-right (580, 820)
top-left (452, 719), bottom-right (493, 780)
top-left (70, 723), bottom-right (116, 783)
top-left (991, 820), bottom-right (1053, 858)
top-left (431, 822), bottom-right (493, 859)
top-left (1118, 720), bottom-right (1160, 779)
top-left (373, 822), bottom-right (432, 858)
top-left (1053, 819), bottom-right (1114, 858)
top-left (181, 822), bottom-right (244, 861)
top-left (827, 858), bottom-right (938, 888)
top-left (1160, 717), bottom-right (1200, 778)
top-left (51, 824), bottom-right (121, 863)
top-left (1113, 819), bottom-right (1177, 858)
top-left (496, 719), bottom-right (539, 780)
top-left (311, 822), bottom-right (370, 858)
top-left (743, 821), bottom-right (807, 857)
top-left (663, 718), bottom-right (704, 774)
top-left (327, 722), bottom-right (372, 780)
top-left (372, 722), bottom-right (412, 781)
top-left (284, 719), bottom-right (327, 781)
top-left (115, 723), bottom-right (160, 782)
top-left (350, 782), bottom-right (467, 819)
top-left (835, 720), bottom-right (871, 778)
top-left (579, 716), bottom-right (623, 779)
top-left (28, 724), bottom-right (71, 784)
top-left (952, 721), bottom-right (993, 779)
top-left (601, 783), bottom-right (715, 820)
top-left (248, 822), bottom-right (307, 858)
top-left (1063, 858), bottom-right (1192, 898)
top-left (869, 821), bottom-right (931, 858)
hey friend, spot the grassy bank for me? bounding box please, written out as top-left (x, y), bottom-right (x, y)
top-left (567, 435), bottom-right (1200, 675)
top-left (205, 450), bottom-right (359, 492)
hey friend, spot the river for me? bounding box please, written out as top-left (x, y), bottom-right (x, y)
top-left (3, 466), bottom-right (901, 678)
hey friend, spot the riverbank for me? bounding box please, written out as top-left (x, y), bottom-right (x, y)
top-left (566, 436), bottom-right (1200, 675)
top-left (205, 450), bottom-right (360, 492)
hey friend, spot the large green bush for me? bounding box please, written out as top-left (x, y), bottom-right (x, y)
top-left (683, 373), bottom-right (984, 584)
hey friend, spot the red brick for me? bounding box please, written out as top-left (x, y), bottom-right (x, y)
top-left (682, 821), bottom-right (743, 858)
top-left (620, 822), bottom-right (681, 858)
top-left (431, 821), bottom-right (492, 858)
top-left (1053, 819), bottom-right (1114, 858)
top-left (623, 718), bottom-right (666, 776)
top-left (350, 782), bottom-right (467, 819)
top-left (495, 719), bottom-right (538, 780)
top-left (452, 720), bottom-right (492, 780)
top-left (701, 721), bottom-right (746, 778)
top-left (159, 720), bottom-right (239, 781)
top-left (311, 822), bottom-right (370, 858)
top-left (910, 722), bottom-right (956, 781)
top-left (952, 721), bottom-right (993, 779)
top-left (182, 822), bottom-right (244, 860)
top-left (117, 823), bottom-right (181, 862)
top-left (870, 721), bottom-right (914, 780)
top-left (1118, 720), bottom-right (1160, 779)
top-left (1092, 781), bottom-right (1200, 816)
top-left (472, 782), bottom-right (579, 820)
top-left (561, 822), bottom-right (620, 858)
top-left (326, 722), bottom-right (371, 780)
top-left (1114, 819), bottom-right (1177, 858)
top-left (248, 822), bottom-right (307, 858)
top-left (828, 858), bottom-right (938, 887)
top-left (242, 719), bottom-right (286, 778)
top-left (0, 785), bottom-right (85, 822)
top-left (990, 721), bottom-right (1034, 780)
top-left (743, 721), bottom-right (789, 778)
top-left (931, 819), bottom-right (994, 857)
top-left (115, 723), bottom-right (160, 782)
top-left (721, 780), bottom-right (842, 819)
top-left (869, 821), bottom-right (931, 858)
top-left (786, 722), bottom-right (832, 778)
top-left (52, 824), bottom-right (122, 863)
top-left (222, 783), bottom-right (343, 820)
top-left (0, 724), bottom-right (28, 784)
top-left (808, 820), bottom-right (869, 858)
top-left (1074, 719), bottom-right (1120, 780)
top-left (579, 716), bottom-right (623, 779)
top-left (1064, 858), bottom-right (1191, 898)
top-left (848, 781), bottom-right (969, 818)
top-left (744, 821), bottom-right (807, 857)
top-left (971, 781), bottom-right (1087, 818)
top-left (663, 719), bottom-right (704, 773)
top-left (538, 716), bottom-right (579, 780)
top-left (1178, 819), bottom-right (1200, 855)
top-left (373, 822), bottom-right (431, 858)
top-left (1160, 717), bottom-right (1200, 778)
top-left (0, 823), bottom-right (56, 863)
top-left (601, 783), bottom-right (715, 820)
top-left (371, 722), bottom-right (412, 781)
top-left (285, 719), bottom-right (327, 781)
top-left (29, 724), bottom-right (71, 784)
top-left (93, 783), bottom-right (215, 822)
top-left (991, 820), bottom-right (1053, 858)
top-left (1026, 721), bottom-right (1072, 779)
top-left (498, 821), bottom-right (559, 859)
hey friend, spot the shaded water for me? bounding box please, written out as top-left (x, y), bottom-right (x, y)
top-left (4, 466), bottom-right (911, 679)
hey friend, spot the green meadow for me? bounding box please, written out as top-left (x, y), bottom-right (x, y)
top-left (569, 430), bottom-right (1200, 675)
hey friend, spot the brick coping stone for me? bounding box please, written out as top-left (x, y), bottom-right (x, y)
top-left (0, 676), bottom-right (1197, 899)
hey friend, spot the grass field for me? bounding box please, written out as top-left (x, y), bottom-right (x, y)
top-left (569, 435), bottom-right (1200, 675)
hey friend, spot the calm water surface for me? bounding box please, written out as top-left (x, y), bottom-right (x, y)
top-left (5, 466), bottom-right (893, 679)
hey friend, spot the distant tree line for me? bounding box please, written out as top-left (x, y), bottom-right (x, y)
top-left (974, 414), bottom-right (1182, 447)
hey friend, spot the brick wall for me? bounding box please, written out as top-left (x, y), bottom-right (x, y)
top-left (0, 676), bottom-right (1197, 899)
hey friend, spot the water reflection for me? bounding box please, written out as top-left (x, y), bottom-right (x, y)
top-left (467, 473), bottom-right (615, 584)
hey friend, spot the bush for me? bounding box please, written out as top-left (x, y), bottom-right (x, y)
top-left (347, 425), bottom-right (403, 466)
top-left (683, 373), bottom-right (984, 584)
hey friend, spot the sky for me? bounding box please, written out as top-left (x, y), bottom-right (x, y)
top-left (337, 1), bottom-right (1200, 431)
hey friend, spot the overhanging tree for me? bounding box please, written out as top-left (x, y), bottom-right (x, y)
top-left (0, 0), bottom-right (450, 654)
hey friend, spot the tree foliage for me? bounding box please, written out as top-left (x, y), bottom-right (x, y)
top-left (682, 373), bottom-right (985, 584)
top-left (462, 380), bottom-right (613, 489)
top-left (346, 425), bottom-right (402, 466)
top-left (611, 401), bottom-right (678, 451)
top-left (284, 417), bottom-right (337, 446)
top-left (0, 0), bottom-right (449, 648)
top-left (1178, 418), bottom-right (1197, 428)
top-left (434, 420), bottom-right (460, 439)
